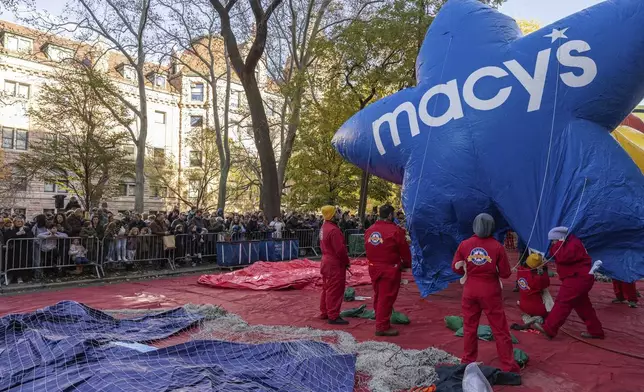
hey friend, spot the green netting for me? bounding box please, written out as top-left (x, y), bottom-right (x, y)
top-left (340, 305), bottom-right (410, 324)
top-left (514, 348), bottom-right (529, 367)
top-left (444, 316), bottom-right (463, 332)
top-left (454, 325), bottom-right (519, 343)
top-left (344, 287), bottom-right (356, 302)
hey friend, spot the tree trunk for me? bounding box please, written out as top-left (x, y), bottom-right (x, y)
top-left (135, 141), bottom-right (146, 212)
top-left (277, 87), bottom-right (302, 193)
top-left (358, 170), bottom-right (369, 221)
top-left (242, 77), bottom-right (280, 219)
top-left (217, 163), bottom-right (229, 211)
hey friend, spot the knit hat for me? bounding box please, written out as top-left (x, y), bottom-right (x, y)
top-left (321, 205), bottom-right (335, 221)
top-left (472, 213), bottom-right (495, 238)
top-left (548, 226), bottom-right (569, 241)
top-left (526, 253), bottom-right (544, 269)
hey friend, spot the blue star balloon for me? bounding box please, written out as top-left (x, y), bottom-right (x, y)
top-left (332, 0), bottom-right (644, 296)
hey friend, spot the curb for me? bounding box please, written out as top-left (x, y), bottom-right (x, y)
top-left (0, 264), bottom-right (221, 296)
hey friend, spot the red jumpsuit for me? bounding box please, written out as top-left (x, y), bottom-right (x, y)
top-left (516, 267), bottom-right (550, 318)
top-left (452, 235), bottom-right (519, 373)
top-left (542, 235), bottom-right (604, 338)
top-left (364, 220), bottom-right (412, 332)
top-left (613, 280), bottom-right (638, 303)
top-left (319, 220), bottom-right (350, 320)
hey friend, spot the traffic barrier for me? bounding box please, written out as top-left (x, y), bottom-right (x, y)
top-left (2, 236), bottom-right (102, 285)
top-left (174, 233), bottom-right (218, 265)
top-left (101, 235), bottom-right (176, 271)
top-left (282, 229), bottom-right (319, 256)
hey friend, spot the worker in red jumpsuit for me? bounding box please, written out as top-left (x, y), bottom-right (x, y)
top-left (517, 253), bottom-right (551, 324)
top-left (612, 280), bottom-right (638, 308)
top-left (452, 213), bottom-right (519, 373)
top-left (532, 227), bottom-right (604, 339)
top-left (364, 205), bottom-right (412, 337)
top-left (319, 205), bottom-right (351, 325)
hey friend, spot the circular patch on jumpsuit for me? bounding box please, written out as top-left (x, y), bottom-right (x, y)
top-left (517, 277), bottom-right (530, 290)
top-left (368, 232), bottom-right (384, 245)
top-left (467, 247), bottom-right (492, 265)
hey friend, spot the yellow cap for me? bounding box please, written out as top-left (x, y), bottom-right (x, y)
top-left (526, 253), bottom-right (543, 269)
top-left (321, 205), bottom-right (335, 221)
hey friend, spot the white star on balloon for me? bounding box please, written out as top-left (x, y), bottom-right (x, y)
top-left (544, 27), bottom-right (569, 43)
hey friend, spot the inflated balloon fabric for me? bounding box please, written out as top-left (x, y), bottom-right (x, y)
top-left (332, 0), bottom-right (644, 295)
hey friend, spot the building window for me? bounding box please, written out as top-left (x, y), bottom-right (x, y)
top-left (14, 177), bottom-right (27, 192)
top-left (153, 148), bottom-right (165, 160)
top-left (119, 183), bottom-right (136, 197)
top-left (191, 82), bottom-right (204, 101)
top-left (15, 130), bottom-right (27, 150)
top-left (46, 45), bottom-right (73, 62)
top-left (189, 150), bottom-right (202, 167)
top-left (154, 111), bottom-right (166, 124)
top-left (44, 181), bottom-right (55, 192)
top-left (154, 75), bottom-right (166, 88)
top-left (3, 81), bottom-right (30, 98)
top-left (230, 90), bottom-right (239, 109)
top-left (188, 180), bottom-right (199, 199)
top-left (121, 65), bottom-right (136, 80)
top-left (1, 127), bottom-right (28, 150)
top-left (41, 133), bottom-right (58, 145)
top-left (151, 186), bottom-right (167, 198)
top-left (190, 115), bottom-right (203, 128)
top-left (123, 145), bottom-right (135, 159)
top-left (2, 128), bottom-right (14, 149)
top-left (5, 34), bottom-right (33, 53)
top-left (44, 180), bottom-right (68, 193)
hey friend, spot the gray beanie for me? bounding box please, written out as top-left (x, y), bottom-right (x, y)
top-left (473, 213), bottom-right (495, 238)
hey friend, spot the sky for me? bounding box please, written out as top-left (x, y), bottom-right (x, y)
top-left (499, 0), bottom-right (604, 25)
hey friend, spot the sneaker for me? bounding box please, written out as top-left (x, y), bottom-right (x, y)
top-left (375, 328), bottom-right (399, 337)
top-left (197, 253), bottom-right (202, 259)
top-left (612, 298), bottom-right (626, 304)
top-left (328, 317), bottom-right (349, 325)
top-left (628, 301), bottom-right (638, 308)
top-left (580, 332), bottom-right (604, 340)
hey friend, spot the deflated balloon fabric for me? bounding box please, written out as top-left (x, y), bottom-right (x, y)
top-left (332, 0), bottom-right (644, 295)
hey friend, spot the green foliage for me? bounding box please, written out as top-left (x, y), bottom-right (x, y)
top-left (12, 65), bottom-right (134, 209)
top-left (285, 0), bottom-right (432, 212)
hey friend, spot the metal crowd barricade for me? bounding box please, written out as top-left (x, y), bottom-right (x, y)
top-left (100, 235), bottom-right (176, 271)
top-left (282, 228), bottom-right (319, 256)
top-left (174, 232), bottom-right (218, 265)
top-left (2, 236), bottom-right (102, 285)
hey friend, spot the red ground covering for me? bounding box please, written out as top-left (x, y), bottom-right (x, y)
top-left (1, 262), bottom-right (643, 392)
top-left (198, 258), bottom-right (372, 290)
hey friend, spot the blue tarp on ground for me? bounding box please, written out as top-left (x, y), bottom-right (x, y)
top-left (0, 301), bottom-right (357, 392)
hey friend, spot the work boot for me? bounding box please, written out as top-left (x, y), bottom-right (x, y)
top-left (328, 317), bottom-right (349, 325)
top-left (531, 323), bottom-right (552, 340)
top-left (612, 298), bottom-right (626, 304)
top-left (628, 302), bottom-right (638, 308)
top-left (580, 332), bottom-right (604, 340)
top-left (375, 328), bottom-right (399, 337)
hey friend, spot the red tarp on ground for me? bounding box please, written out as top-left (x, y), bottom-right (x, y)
top-left (197, 258), bottom-right (372, 290)
top-left (1, 256), bottom-right (643, 392)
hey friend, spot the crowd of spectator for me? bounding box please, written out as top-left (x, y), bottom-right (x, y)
top-left (0, 197), bottom-right (407, 285)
